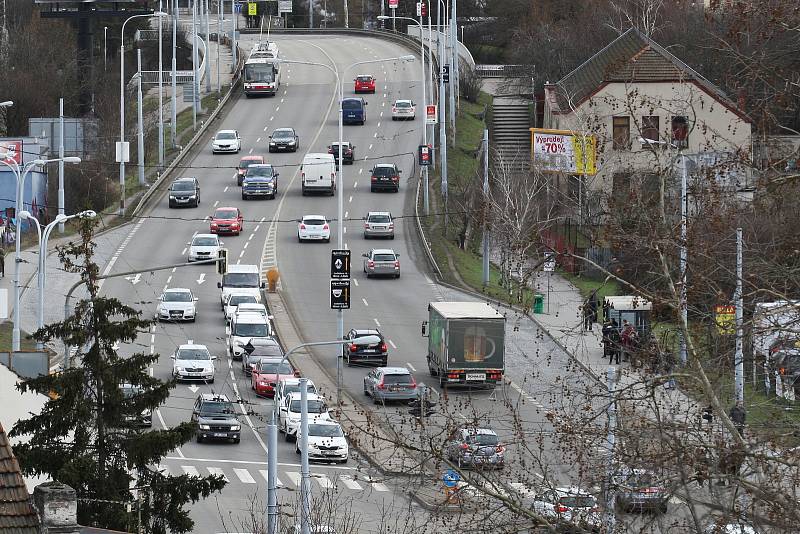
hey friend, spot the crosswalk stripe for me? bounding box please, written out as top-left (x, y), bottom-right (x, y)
top-left (371, 481), bottom-right (389, 492)
top-left (259, 470), bottom-right (284, 488)
top-left (338, 475), bottom-right (362, 490)
top-left (181, 466), bottom-right (200, 477)
top-left (234, 468), bottom-right (256, 484)
top-left (285, 471), bottom-right (302, 487)
top-left (207, 467), bottom-right (229, 481)
top-left (314, 474), bottom-right (333, 488)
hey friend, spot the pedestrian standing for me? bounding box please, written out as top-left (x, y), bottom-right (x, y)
top-left (663, 349), bottom-right (676, 389)
top-left (602, 298), bottom-right (610, 324)
top-left (729, 402), bottom-right (746, 438)
top-left (620, 320), bottom-right (636, 362)
top-left (582, 301), bottom-right (592, 331)
top-left (601, 319), bottom-right (614, 359)
top-left (588, 290), bottom-right (599, 328)
top-left (608, 319), bottom-right (621, 364)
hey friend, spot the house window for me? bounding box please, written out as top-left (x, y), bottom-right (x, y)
top-left (671, 116), bottom-right (689, 148)
top-left (641, 116), bottom-right (660, 146)
top-left (612, 116), bottom-right (630, 150)
top-left (612, 172), bottom-right (632, 201)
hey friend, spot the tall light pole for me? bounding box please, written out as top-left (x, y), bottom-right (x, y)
top-left (119, 12), bottom-right (167, 216)
top-left (264, 336), bottom-right (381, 534)
top-left (158, 0), bottom-right (165, 169)
top-left (0, 156), bottom-right (81, 351)
top-left (275, 54), bottom-right (415, 411)
top-left (19, 209), bottom-right (96, 350)
top-left (171, 0), bottom-right (178, 148)
top-left (103, 26), bottom-right (108, 71)
top-left (136, 48), bottom-right (145, 186)
top-left (436, 0), bottom-right (448, 211)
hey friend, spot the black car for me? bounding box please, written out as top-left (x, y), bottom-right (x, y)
top-left (328, 142), bottom-right (355, 165)
top-left (369, 164), bottom-right (401, 192)
top-left (608, 468), bottom-right (669, 514)
top-left (344, 328), bottom-right (388, 366)
top-left (192, 393), bottom-right (241, 444)
top-left (119, 383), bottom-right (153, 427)
top-left (168, 177), bottom-right (201, 208)
top-left (242, 337), bottom-right (285, 376)
top-left (269, 128), bottom-right (299, 152)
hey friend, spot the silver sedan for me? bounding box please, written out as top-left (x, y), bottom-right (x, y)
top-left (362, 249), bottom-right (400, 278)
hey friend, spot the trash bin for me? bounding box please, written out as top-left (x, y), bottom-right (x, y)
top-left (267, 268), bottom-right (280, 293)
top-left (533, 293), bottom-right (544, 314)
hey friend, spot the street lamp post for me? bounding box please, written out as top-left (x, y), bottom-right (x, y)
top-left (119, 12), bottom-right (167, 216)
top-left (0, 156), bottom-right (81, 351)
top-left (19, 209), bottom-right (96, 349)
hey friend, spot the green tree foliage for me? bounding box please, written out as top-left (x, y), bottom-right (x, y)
top-left (10, 218), bottom-right (226, 533)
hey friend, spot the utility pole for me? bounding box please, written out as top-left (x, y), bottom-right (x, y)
top-left (482, 128), bottom-right (489, 286)
top-left (216, 0), bottom-right (221, 94)
top-left (191, 0), bottom-right (198, 130)
top-left (299, 378), bottom-right (311, 534)
top-left (204, 0), bottom-right (211, 93)
top-left (136, 48), bottom-right (145, 185)
top-left (158, 0), bottom-right (165, 169)
top-left (679, 153), bottom-right (688, 365)
top-left (735, 227), bottom-right (744, 404)
top-left (171, 0), bottom-right (177, 147)
top-left (266, 413), bottom-right (278, 534)
top-left (604, 366), bottom-right (617, 534)
top-left (438, 7), bottom-right (447, 218)
top-left (448, 0), bottom-right (455, 139)
top-left (343, 0), bottom-right (349, 28)
top-left (308, 0), bottom-right (313, 28)
top-left (58, 98), bottom-right (65, 233)
top-left (231, 0), bottom-right (237, 72)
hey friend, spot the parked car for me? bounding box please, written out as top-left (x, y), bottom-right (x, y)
top-left (527, 487), bottom-right (603, 533)
top-left (295, 421), bottom-right (349, 463)
top-left (119, 383), bottom-right (153, 427)
top-left (328, 142), bottom-right (355, 165)
top-left (362, 249), bottom-right (400, 278)
top-left (242, 337), bottom-right (284, 376)
top-left (187, 233), bottom-right (222, 263)
top-left (279, 392), bottom-right (331, 441)
top-left (172, 344), bottom-right (216, 383)
top-left (610, 467), bottom-right (669, 514)
top-left (211, 129), bottom-right (241, 153)
top-left (155, 288), bottom-right (197, 322)
top-left (236, 155), bottom-right (264, 185)
top-left (343, 328), bottom-right (388, 367)
top-left (445, 427), bottom-right (505, 469)
top-left (269, 127), bottom-right (299, 152)
top-left (391, 99), bottom-right (416, 120)
top-left (191, 393), bottom-right (241, 444)
top-left (354, 74), bottom-right (376, 93)
top-left (363, 367), bottom-right (418, 403)
top-left (251, 358), bottom-right (297, 397)
top-left (168, 177), bottom-right (200, 208)
top-left (223, 292), bottom-right (259, 324)
top-left (210, 206), bottom-right (244, 235)
top-left (298, 215), bottom-right (331, 243)
top-left (363, 212), bottom-right (394, 239)
top-left (369, 163), bottom-right (401, 192)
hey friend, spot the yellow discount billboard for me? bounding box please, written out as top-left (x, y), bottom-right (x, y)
top-left (530, 128), bottom-right (597, 175)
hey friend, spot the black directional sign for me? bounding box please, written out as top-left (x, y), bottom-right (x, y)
top-left (442, 65), bottom-right (450, 83)
top-left (330, 249), bottom-right (351, 279)
top-left (330, 279), bottom-right (351, 310)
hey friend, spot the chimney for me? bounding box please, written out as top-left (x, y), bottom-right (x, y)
top-left (33, 482), bottom-right (81, 534)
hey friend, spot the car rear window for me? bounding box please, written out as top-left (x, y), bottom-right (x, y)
top-left (239, 159), bottom-right (260, 169)
top-left (374, 254), bottom-right (396, 262)
top-left (382, 373), bottom-right (412, 385)
top-left (215, 209), bottom-right (238, 219)
top-left (372, 166), bottom-right (397, 177)
top-left (289, 399), bottom-right (326, 413)
top-left (357, 76), bottom-right (373, 82)
top-left (559, 496), bottom-right (596, 508)
top-left (234, 323), bottom-right (269, 337)
top-left (342, 100), bottom-right (362, 110)
top-left (304, 218), bottom-right (326, 226)
top-left (395, 101), bottom-right (411, 108)
top-left (256, 362), bottom-right (293, 374)
top-left (466, 433), bottom-right (499, 446)
top-left (229, 295), bottom-right (257, 306)
top-left (368, 215), bottom-right (391, 223)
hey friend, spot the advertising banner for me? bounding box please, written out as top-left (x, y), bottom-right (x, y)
top-left (530, 129), bottom-right (597, 175)
top-left (0, 140), bottom-right (22, 165)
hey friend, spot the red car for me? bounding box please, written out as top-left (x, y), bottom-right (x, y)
top-left (354, 74), bottom-right (376, 94)
top-left (237, 155), bottom-right (264, 186)
top-left (251, 358), bottom-right (298, 398)
top-left (210, 206), bottom-right (244, 235)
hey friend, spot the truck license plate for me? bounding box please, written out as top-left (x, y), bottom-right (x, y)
top-left (466, 373), bottom-right (486, 381)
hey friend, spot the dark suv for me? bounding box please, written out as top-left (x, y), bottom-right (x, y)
top-left (168, 177), bottom-right (201, 208)
top-left (370, 164), bottom-right (401, 192)
top-left (192, 393), bottom-right (241, 444)
top-left (328, 142), bottom-right (355, 165)
top-left (608, 467), bottom-right (669, 514)
top-left (344, 328), bottom-right (388, 366)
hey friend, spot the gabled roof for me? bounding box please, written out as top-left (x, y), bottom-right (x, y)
top-left (0, 423), bottom-right (39, 533)
top-left (550, 27), bottom-right (749, 122)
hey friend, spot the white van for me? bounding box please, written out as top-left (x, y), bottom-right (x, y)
top-left (218, 264), bottom-right (264, 308)
top-left (300, 153), bottom-right (336, 196)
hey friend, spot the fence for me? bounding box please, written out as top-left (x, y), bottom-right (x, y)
top-left (475, 64), bottom-right (527, 78)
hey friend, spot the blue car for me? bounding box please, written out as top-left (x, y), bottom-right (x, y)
top-left (342, 97), bottom-right (367, 125)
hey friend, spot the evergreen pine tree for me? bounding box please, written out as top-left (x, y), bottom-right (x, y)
top-left (11, 218), bottom-right (226, 533)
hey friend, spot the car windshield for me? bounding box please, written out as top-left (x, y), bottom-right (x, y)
top-left (342, 100), bottom-right (362, 110)
top-left (193, 237), bottom-right (218, 247)
top-left (331, 143), bottom-right (350, 149)
top-left (177, 348), bottom-right (210, 360)
top-left (172, 181), bottom-right (195, 191)
top-left (374, 254), bottom-right (396, 262)
top-left (163, 291), bottom-right (192, 302)
top-left (235, 323), bottom-right (269, 337)
top-left (303, 218), bottom-right (326, 226)
top-left (217, 131), bottom-right (236, 140)
top-left (229, 295), bottom-right (257, 307)
top-left (309, 424), bottom-right (343, 437)
top-left (559, 495), bottom-right (596, 508)
top-left (372, 166), bottom-right (397, 177)
top-left (239, 159), bottom-right (259, 169)
top-left (215, 209), bottom-right (238, 219)
top-left (383, 373), bottom-right (413, 385)
top-left (395, 101), bottom-right (411, 108)
top-left (223, 272), bottom-right (260, 288)
top-left (357, 76), bottom-right (372, 83)
top-left (247, 166), bottom-right (274, 178)
top-left (273, 129), bottom-right (293, 139)
top-left (289, 399), bottom-right (326, 413)
top-left (200, 401), bottom-right (235, 414)
top-left (256, 362), bottom-right (293, 374)
top-left (368, 215), bottom-right (391, 223)
top-left (282, 384), bottom-right (317, 396)
top-left (466, 433), bottom-right (499, 446)
top-left (244, 63), bottom-right (275, 83)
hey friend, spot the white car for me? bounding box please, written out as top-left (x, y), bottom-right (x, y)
top-left (171, 344), bottom-right (217, 383)
top-left (155, 288), bottom-right (198, 322)
top-left (297, 215), bottom-right (330, 243)
top-left (295, 420), bottom-right (349, 463)
top-left (188, 233), bottom-right (222, 263)
top-left (391, 99), bottom-right (416, 120)
top-left (232, 303), bottom-right (270, 323)
top-left (228, 311), bottom-right (272, 360)
top-left (274, 378), bottom-right (317, 414)
top-left (211, 129), bottom-right (241, 153)
top-left (279, 391), bottom-right (331, 441)
top-left (223, 292), bottom-right (259, 323)
top-left (529, 487), bottom-right (603, 532)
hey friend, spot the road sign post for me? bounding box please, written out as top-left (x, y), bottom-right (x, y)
top-left (442, 469), bottom-right (461, 503)
top-left (418, 144), bottom-right (432, 166)
top-left (442, 64), bottom-right (449, 83)
top-left (425, 104), bottom-right (438, 124)
top-left (330, 280), bottom-right (351, 309)
top-left (330, 249), bottom-right (351, 279)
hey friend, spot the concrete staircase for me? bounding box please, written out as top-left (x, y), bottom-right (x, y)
top-left (491, 96), bottom-right (532, 176)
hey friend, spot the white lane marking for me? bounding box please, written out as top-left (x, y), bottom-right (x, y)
top-left (382, 102), bottom-right (385, 107)
top-left (348, 195), bottom-right (353, 203)
top-left (373, 318), bottom-right (381, 327)
top-left (213, 200), bottom-right (219, 207)
top-left (405, 362), bottom-right (415, 372)
top-left (171, 267), bottom-right (177, 273)
top-left (249, 148), bottom-right (253, 154)
top-left (248, 233), bottom-right (255, 241)
top-left (181, 247), bottom-right (187, 255)
top-left (270, 116), bottom-right (274, 121)
top-left (234, 468), bottom-right (257, 484)
top-left (260, 216), bottom-right (266, 222)
top-left (358, 168), bottom-right (363, 175)
top-left (373, 132), bottom-right (377, 138)
top-left (164, 456), bottom-right (353, 470)
top-left (314, 473), bottom-right (333, 488)
top-left (383, 93), bottom-right (387, 98)
top-left (264, 126), bottom-right (268, 132)
top-left (508, 380), bottom-right (546, 409)
top-left (182, 465), bottom-right (201, 477)
top-left (285, 472), bottom-right (301, 487)
top-left (239, 250), bottom-right (245, 258)
top-left (371, 480), bottom-right (390, 492)
top-left (254, 225), bottom-right (261, 232)
top-left (243, 242), bottom-right (249, 249)
top-left (207, 467), bottom-right (229, 481)
top-left (259, 470), bottom-right (284, 487)
top-left (339, 475), bottom-right (362, 490)
top-left (163, 284), bottom-right (168, 292)
top-left (352, 278), bottom-right (358, 286)
top-left (276, 106), bottom-right (280, 111)
top-left (280, 98), bottom-right (284, 103)
top-left (256, 137), bottom-right (262, 143)
top-left (377, 122), bottom-right (381, 128)
top-left (166, 275), bottom-right (172, 284)
top-left (362, 298), bottom-right (369, 306)
top-left (343, 227), bottom-right (347, 234)
top-left (224, 186), bottom-right (229, 192)
top-left (389, 339), bottom-right (397, 349)
top-left (369, 144), bottom-right (373, 150)
top-left (149, 367), bottom-right (154, 376)
top-left (344, 211), bottom-right (349, 218)
top-left (353, 181), bottom-right (358, 189)
top-left (283, 90), bottom-right (287, 95)
top-left (379, 112), bottom-right (383, 118)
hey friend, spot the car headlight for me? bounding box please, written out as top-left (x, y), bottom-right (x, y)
top-left (288, 140), bottom-right (296, 145)
top-left (175, 366), bottom-right (184, 372)
top-left (230, 425), bottom-right (241, 431)
top-left (188, 194), bottom-right (196, 198)
top-left (269, 141), bottom-right (276, 145)
top-left (199, 424), bottom-right (210, 430)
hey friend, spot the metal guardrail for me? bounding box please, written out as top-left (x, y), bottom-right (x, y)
top-left (475, 64), bottom-right (527, 78)
top-left (139, 70), bottom-right (194, 84)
